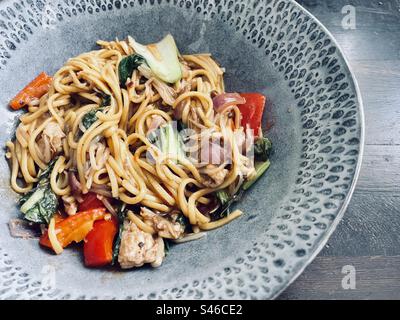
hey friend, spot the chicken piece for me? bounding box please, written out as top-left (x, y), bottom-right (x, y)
top-left (202, 165), bottom-right (229, 188)
top-left (43, 121), bottom-right (65, 153)
top-left (37, 121), bottom-right (65, 163)
top-left (140, 207), bottom-right (185, 240)
top-left (152, 237), bottom-right (165, 268)
top-left (118, 220), bottom-right (165, 269)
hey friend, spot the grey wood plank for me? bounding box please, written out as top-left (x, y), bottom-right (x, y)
top-left (279, 255), bottom-right (400, 300)
top-left (316, 144), bottom-right (400, 257)
top-left (321, 192), bottom-right (400, 257)
top-left (351, 61), bottom-right (400, 145)
top-left (330, 30), bottom-right (400, 62)
top-left (356, 145), bottom-right (400, 193)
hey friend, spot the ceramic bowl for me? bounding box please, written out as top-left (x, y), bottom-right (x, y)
top-left (0, 0), bottom-right (364, 299)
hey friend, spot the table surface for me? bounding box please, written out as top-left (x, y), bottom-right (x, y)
top-left (279, 0), bottom-right (400, 300)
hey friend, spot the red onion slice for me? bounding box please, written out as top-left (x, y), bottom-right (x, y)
top-left (212, 93), bottom-right (246, 113)
top-left (68, 171), bottom-right (82, 195)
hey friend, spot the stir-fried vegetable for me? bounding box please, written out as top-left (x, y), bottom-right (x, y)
top-left (216, 190), bottom-right (230, 206)
top-left (40, 208), bottom-right (107, 251)
top-left (118, 54), bottom-right (145, 86)
top-left (79, 192), bottom-right (105, 212)
top-left (254, 137), bottom-right (272, 162)
top-left (10, 72), bottom-right (52, 110)
top-left (213, 191), bottom-right (244, 219)
top-left (84, 217), bottom-right (118, 267)
top-left (212, 93), bottom-right (246, 113)
top-left (238, 93), bottom-right (266, 137)
top-left (20, 187), bottom-right (58, 224)
top-left (82, 109), bottom-right (101, 130)
top-left (175, 213), bottom-right (190, 233)
top-left (19, 158), bottom-right (59, 224)
top-left (150, 123), bottom-right (186, 161)
top-left (243, 160), bottom-right (271, 191)
top-left (214, 148), bottom-right (272, 214)
top-left (111, 204), bottom-right (127, 265)
top-left (81, 95), bottom-right (111, 130)
top-left (130, 34), bottom-right (182, 83)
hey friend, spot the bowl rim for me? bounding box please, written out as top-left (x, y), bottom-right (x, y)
top-left (271, 0), bottom-right (366, 299)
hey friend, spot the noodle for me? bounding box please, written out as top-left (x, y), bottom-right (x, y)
top-left (199, 210), bottom-right (244, 231)
top-left (48, 217), bottom-right (63, 255)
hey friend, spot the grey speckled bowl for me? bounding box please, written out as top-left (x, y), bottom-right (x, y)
top-left (0, 0), bottom-right (364, 300)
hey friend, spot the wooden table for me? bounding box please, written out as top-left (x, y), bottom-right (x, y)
top-left (279, 0), bottom-right (400, 300)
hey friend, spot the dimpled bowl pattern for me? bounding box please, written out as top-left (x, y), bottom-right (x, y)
top-left (0, 0), bottom-right (364, 300)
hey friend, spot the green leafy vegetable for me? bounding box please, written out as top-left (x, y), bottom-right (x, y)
top-left (254, 137), bottom-right (272, 162)
top-left (118, 54), bottom-right (145, 87)
top-left (212, 190), bottom-right (243, 220)
top-left (150, 123), bottom-right (186, 161)
top-left (19, 158), bottom-right (59, 224)
top-left (82, 109), bottom-right (100, 130)
top-left (101, 94), bottom-right (111, 108)
top-left (175, 213), bottom-right (190, 233)
top-left (18, 188), bottom-right (37, 207)
top-left (112, 204), bottom-right (127, 265)
top-left (216, 190), bottom-right (230, 206)
top-left (21, 188), bottom-right (58, 224)
top-left (243, 160), bottom-right (271, 191)
top-left (130, 34), bottom-right (182, 83)
top-left (81, 95), bottom-right (111, 131)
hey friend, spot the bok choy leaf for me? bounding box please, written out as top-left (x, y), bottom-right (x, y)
top-left (130, 34), bottom-right (182, 84)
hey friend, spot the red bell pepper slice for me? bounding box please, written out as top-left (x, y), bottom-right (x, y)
top-left (83, 217), bottom-right (118, 268)
top-left (10, 72), bottom-right (52, 110)
top-left (40, 208), bottom-right (106, 251)
top-left (78, 192), bottom-right (105, 212)
top-left (238, 93), bottom-right (266, 137)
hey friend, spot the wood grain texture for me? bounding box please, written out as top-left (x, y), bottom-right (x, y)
top-left (356, 145), bottom-right (400, 193)
top-left (281, 0), bottom-right (400, 299)
top-left (279, 256), bottom-right (400, 300)
top-left (323, 192), bottom-right (400, 256)
top-left (352, 61), bottom-right (400, 145)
